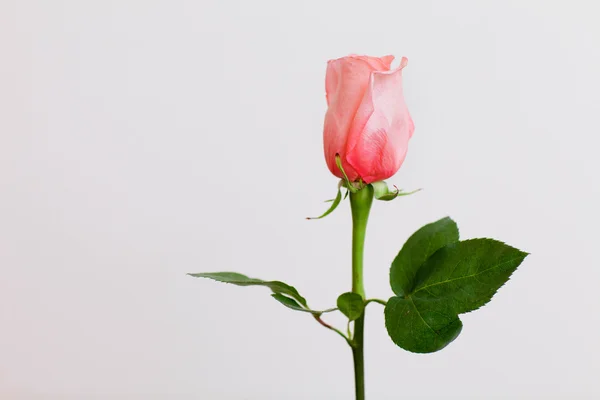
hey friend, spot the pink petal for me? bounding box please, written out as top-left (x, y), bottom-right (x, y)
top-left (348, 54), bottom-right (395, 71)
top-left (345, 60), bottom-right (414, 183)
top-left (323, 57), bottom-right (378, 180)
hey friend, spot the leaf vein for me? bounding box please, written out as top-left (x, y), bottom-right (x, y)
top-left (415, 255), bottom-right (523, 293)
top-left (408, 297), bottom-right (439, 336)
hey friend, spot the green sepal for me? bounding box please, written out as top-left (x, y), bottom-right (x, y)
top-left (335, 154), bottom-right (358, 193)
top-left (336, 292), bottom-right (365, 321)
top-left (307, 181), bottom-right (345, 220)
top-left (371, 181), bottom-right (421, 201)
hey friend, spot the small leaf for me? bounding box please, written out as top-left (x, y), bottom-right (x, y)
top-left (271, 294), bottom-right (336, 315)
top-left (390, 217), bottom-right (459, 297)
top-left (271, 293), bottom-right (309, 311)
top-left (336, 292), bottom-right (365, 321)
top-left (385, 296), bottom-right (462, 353)
top-left (188, 271), bottom-right (307, 307)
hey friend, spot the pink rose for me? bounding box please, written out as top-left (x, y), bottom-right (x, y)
top-left (323, 55), bottom-right (414, 184)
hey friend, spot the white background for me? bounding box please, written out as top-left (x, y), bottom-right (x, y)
top-left (1, 1), bottom-right (599, 399)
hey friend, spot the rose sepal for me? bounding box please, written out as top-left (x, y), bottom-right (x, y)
top-left (371, 180), bottom-right (421, 201)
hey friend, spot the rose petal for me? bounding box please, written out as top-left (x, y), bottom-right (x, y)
top-left (345, 62), bottom-right (414, 183)
top-left (323, 57), bottom-right (377, 180)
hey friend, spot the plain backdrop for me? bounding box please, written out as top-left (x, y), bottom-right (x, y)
top-left (1, 0), bottom-right (599, 399)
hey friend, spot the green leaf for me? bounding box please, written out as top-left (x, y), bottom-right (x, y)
top-left (271, 293), bottom-right (310, 314)
top-left (336, 292), bottom-right (365, 321)
top-left (188, 272), bottom-right (307, 307)
top-left (271, 294), bottom-right (336, 315)
top-left (271, 293), bottom-right (307, 311)
top-left (385, 236), bottom-right (528, 354)
top-left (390, 217), bottom-right (459, 297)
top-left (385, 296), bottom-right (462, 353)
top-left (371, 181), bottom-right (421, 201)
top-left (412, 239), bottom-right (529, 314)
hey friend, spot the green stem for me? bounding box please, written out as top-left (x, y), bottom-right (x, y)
top-left (365, 299), bottom-right (387, 307)
top-left (313, 314), bottom-right (352, 346)
top-left (349, 185), bottom-right (374, 400)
